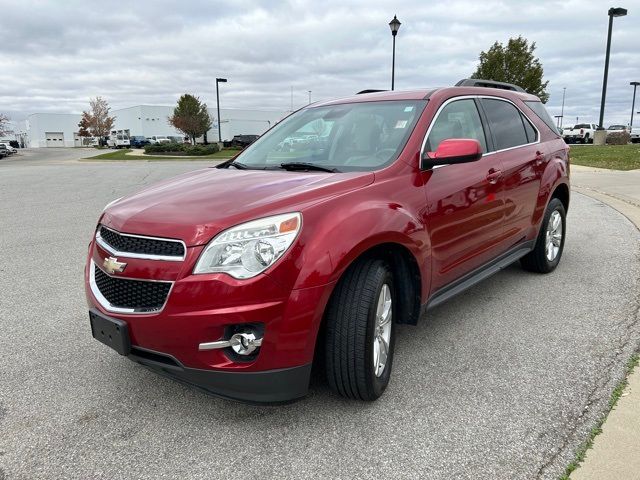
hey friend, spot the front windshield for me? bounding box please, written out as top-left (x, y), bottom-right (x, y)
top-left (233, 100), bottom-right (427, 172)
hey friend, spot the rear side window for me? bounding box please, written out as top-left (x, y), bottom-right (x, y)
top-left (526, 101), bottom-right (560, 134)
top-left (481, 99), bottom-right (529, 150)
top-left (521, 114), bottom-right (538, 143)
top-left (425, 99), bottom-right (487, 153)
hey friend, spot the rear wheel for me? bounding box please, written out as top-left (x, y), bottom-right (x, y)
top-left (324, 258), bottom-right (396, 400)
top-left (520, 198), bottom-right (566, 273)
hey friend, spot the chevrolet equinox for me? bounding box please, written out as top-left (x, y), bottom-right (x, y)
top-left (86, 79), bottom-right (570, 403)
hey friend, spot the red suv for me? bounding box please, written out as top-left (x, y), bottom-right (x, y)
top-left (86, 80), bottom-right (569, 403)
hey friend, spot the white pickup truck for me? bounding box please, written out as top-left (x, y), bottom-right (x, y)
top-left (563, 123), bottom-right (597, 144)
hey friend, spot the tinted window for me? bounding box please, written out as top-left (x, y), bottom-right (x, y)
top-left (481, 99), bottom-right (529, 150)
top-left (525, 100), bottom-right (559, 134)
top-left (425, 99), bottom-right (487, 152)
top-left (521, 113), bottom-right (537, 143)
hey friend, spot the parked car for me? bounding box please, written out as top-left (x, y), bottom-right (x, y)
top-left (0, 144), bottom-right (7, 158)
top-left (87, 79), bottom-right (569, 403)
top-left (147, 135), bottom-right (171, 144)
top-left (563, 123), bottom-right (597, 144)
top-left (129, 136), bottom-right (150, 148)
top-left (9, 140), bottom-right (19, 149)
top-left (631, 127), bottom-right (640, 144)
top-left (607, 124), bottom-right (627, 133)
top-left (226, 134), bottom-right (259, 148)
top-left (167, 135), bottom-right (189, 144)
top-left (0, 143), bottom-right (17, 154)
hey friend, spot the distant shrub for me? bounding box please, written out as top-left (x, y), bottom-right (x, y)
top-left (144, 143), bottom-right (219, 156)
top-left (606, 131), bottom-right (631, 145)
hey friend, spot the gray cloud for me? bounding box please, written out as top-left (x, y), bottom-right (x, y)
top-left (1, 0), bottom-right (639, 126)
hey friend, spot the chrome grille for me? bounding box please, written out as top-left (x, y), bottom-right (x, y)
top-left (91, 262), bottom-right (172, 313)
top-left (96, 225), bottom-right (185, 261)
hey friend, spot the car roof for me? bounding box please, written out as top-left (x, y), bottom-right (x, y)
top-left (311, 86), bottom-right (541, 108)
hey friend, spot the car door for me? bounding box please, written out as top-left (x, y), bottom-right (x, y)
top-left (479, 98), bottom-right (543, 249)
top-left (422, 97), bottom-right (505, 292)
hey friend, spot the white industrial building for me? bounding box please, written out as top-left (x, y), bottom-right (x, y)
top-left (22, 105), bottom-right (289, 147)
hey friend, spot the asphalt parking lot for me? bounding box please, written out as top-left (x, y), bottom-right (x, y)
top-left (1, 150), bottom-right (639, 479)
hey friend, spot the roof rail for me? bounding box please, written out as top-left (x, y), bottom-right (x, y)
top-left (356, 89), bottom-right (388, 94)
top-left (455, 78), bottom-right (526, 93)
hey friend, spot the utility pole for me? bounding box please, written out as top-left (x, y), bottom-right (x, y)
top-left (560, 87), bottom-right (566, 128)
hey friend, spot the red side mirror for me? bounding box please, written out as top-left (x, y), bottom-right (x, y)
top-left (422, 139), bottom-right (483, 169)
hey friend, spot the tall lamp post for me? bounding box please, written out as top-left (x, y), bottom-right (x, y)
top-left (597, 7), bottom-right (627, 133)
top-left (630, 81), bottom-right (639, 132)
top-left (308, 90), bottom-right (312, 104)
top-left (216, 77), bottom-right (227, 143)
top-left (389, 15), bottom-right (401, 91)
top-left (560, 87), bottom-right (566, 128)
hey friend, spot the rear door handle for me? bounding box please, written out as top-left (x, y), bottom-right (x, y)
top-left (535, 151), bottom-right (546, 165)
top-left (486, 169), bottom-right (502, 184)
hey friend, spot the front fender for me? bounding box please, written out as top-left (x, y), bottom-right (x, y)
top-left (293, 195), bottom-right (429, 293)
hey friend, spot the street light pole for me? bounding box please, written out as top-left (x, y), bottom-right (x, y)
top-left (216, 77), bottom-right (227, 143)
top-left (560, 87), bottom-right (566, 128)
top-left (389, 15), bottom-right (401, 91)
top-left (598, 7), bottom-right (627, 130)
top-left (630, 81), bottom-right (639, 132)
top-left (308, 90), bottom-right (312, 104)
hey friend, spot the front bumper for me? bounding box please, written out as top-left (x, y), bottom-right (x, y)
top-left (86, 238), bottom-right (332, 403)
top-left (130, 344), bottom-right (312, 404)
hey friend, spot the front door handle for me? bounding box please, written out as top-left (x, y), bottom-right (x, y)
top-left (486, 169), bottom-right (502, 184)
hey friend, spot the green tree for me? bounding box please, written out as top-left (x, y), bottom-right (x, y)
top-left (168, 94), bottom-right (212, 144)
top-left (471, 36), bottom-right (549, 103)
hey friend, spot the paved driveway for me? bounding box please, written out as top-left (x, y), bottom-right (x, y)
top-left (0, 147), bottom-right (112, 166)
top-left (0, 160), bottom-right (638, 479)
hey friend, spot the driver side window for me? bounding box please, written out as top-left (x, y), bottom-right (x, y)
top-left (425, 99), bottom-right (487, 153)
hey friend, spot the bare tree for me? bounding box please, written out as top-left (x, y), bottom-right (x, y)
top-left (0, 113), bottom-right (10, 136)
top-left (77, 97), bottom-right (116, 138)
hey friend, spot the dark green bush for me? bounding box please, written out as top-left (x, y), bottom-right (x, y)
top-left (144, 143), bottom-right (219, 156)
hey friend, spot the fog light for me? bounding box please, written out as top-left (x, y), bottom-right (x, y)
top-left (229, 332), bottom-right (261, 355)
top-left (198, 331), bottom-right (263, 355)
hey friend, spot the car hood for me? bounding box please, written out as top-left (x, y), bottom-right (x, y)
top-left (101, 167), bottom-right (374, 246)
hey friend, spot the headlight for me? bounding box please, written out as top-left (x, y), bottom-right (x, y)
top-left (103, 197), bottom-right (122, 212)
top-left (193, 212), bottom-right (302, 279)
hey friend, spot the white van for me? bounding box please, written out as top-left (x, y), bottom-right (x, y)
top-left (108, 130), bottom-right (131, 149)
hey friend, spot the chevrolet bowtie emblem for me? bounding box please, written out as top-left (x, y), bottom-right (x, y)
top-left (103, 256), bottom-right (127, 274)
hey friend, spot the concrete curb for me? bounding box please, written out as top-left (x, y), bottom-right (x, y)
top-left (570, 184), bottom-right (640, 480)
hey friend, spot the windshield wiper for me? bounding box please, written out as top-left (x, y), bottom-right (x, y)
top-left (227, 161), bottom-right (249, 169)
top-left (280, 162), bottom-right (340, 173)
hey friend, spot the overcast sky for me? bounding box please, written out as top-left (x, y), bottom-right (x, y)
top-left (1, 0), bottom-right (639, 126)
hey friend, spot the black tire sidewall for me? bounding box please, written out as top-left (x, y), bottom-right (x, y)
top-left (365, 265), bottom-right (396, 398)
top-left (540, 198), bottom-right (566, 271)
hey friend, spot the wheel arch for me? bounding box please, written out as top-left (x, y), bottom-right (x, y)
top-left (328, 241), bottom-right (423, 326)
top-left (551, 181), bottom-right (570, 212)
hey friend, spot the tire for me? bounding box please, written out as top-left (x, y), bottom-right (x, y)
top-left (324, 258), bottom-right (396, 400)
top-left (582, 134), bottom-right (589, 144)
top-left (520, 198), bottom-right (566, 273)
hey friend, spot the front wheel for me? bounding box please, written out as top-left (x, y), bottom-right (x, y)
top-left (520, 198), bottom-right (566, 273)
top-left (324, 258), bottom-right (396, 400)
